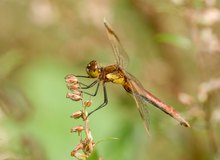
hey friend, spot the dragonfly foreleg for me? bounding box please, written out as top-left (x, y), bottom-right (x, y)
top-left (82, 82), bottom-right (100, 96)
top-left (75, 75), bottom-right (90, 78)
top-left (75, 75), bottom-right (92, 87)
top-left (79, 80), bottom-right (99, 89)
top-left (88, 83), bottom-right (108, 116)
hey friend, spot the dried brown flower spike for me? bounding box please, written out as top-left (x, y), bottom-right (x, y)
top-left (65, 74), bottom-right (96, 159)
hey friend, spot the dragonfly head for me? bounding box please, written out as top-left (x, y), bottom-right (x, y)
top-left (86, 60), bottom-right (101, 78)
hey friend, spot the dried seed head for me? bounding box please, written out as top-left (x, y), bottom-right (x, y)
top-left (70, 143), bottom-right (83, 157)
top-left (83, 142), bottom-right (94, 155)
top-left (66, 83), bottom-right (80, 90)
top-left (66, 93), bottom-right (82, 101)
top-left (80, 130), bottom-right (95, 155)
top-left (72, 90), bottom-right (82, 95)
top-left (65, 74), bottom-right (78, 83)
top-left (72, 152), bottom-right (88, 159)
top-left (71, 111), bottom-right (83, 119)
top-left (82, 139), bottom-right (94, 154)
top-left (87, 142), bottom-right (95, 154)
top-left (84, 100), bottom-right (92, 107)
top-left (71, 126), bottom-right (84, 133)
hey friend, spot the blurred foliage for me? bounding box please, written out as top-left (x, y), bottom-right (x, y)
top-left (0, 0), bottom-right (220, 160)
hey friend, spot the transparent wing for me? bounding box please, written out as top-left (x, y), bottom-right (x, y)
top-left (125, 72), bottom-right (151, 134)
top-left (126, 71), bottom-right (190, 129)
top-left (103, 19), bottom-right (129, 68)
top-left (132, 91), bottom-right (151, 134)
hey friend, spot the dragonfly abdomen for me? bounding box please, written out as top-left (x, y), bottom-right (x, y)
top-left (139, 92), bottom-right (190, 127)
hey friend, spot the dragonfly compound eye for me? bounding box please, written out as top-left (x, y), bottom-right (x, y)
top-left (86, 60), bottom-right (100, 78)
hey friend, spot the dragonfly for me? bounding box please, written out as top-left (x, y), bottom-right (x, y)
top-left (75, 19), bottom-right (190, 132)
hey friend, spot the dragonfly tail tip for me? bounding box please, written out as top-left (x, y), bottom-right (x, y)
top-left (180, 121), bottom-right (190, 128)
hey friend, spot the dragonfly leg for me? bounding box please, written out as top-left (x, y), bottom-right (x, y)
top-left (88, 83), bottom-right (108, 116)
top-left (75, 75), bottom-right (90, 78)
top-left (79, 80), bottom-right (99, 89)
top-left (82, 82), bottom-right (100, 96)
top-left (75, 75), bottom-right (97, 87)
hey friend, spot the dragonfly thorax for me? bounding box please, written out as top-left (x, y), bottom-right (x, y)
top-left (86, 60), bottom-right (101, 78)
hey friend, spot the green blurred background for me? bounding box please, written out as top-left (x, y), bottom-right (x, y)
top-left (1, 0), bottom-right (220, 159)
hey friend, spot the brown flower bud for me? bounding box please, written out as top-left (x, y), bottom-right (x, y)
top-left (84, 100), bottom-right (92, 107)
top-left (66, 83), bottom-right (80, 90)
top-left (70, 111), bottom-right (83, 119)
top-left (70, 143), bottom-right (83, 157)
top-left (66, 93), bottom-right (82, 101)
top-left (65, 74), bottom-right (78, 83)
top-left (73, 90), bottom-right (82, 95)
top-left (71, 126), bottom-right (84, 133)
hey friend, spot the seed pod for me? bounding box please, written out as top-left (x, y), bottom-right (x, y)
top-left (66, 93), bottom-right (82, 101)
top-left (65, 74), bottom-right (78, 83)
top-left (72, 90), bottom-right (82, 95)
top-left (70, 143), bottom-right (83, 157)
top-left (71, 111), bottom-right (83, 119)
top-left (66, 83), bottom-right (80, 90)
top-left (84, 100), bottom-right (92, 107)
top-left (71, 126), bottom-right (84, 133)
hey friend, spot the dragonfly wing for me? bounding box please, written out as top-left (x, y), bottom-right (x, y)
top-left (126, 72), bottom-right (190, 128)
top-left (124, 72), bottom-right (152, 134)
top-left (103, 19), bottom-right (129, 68)
top-left (132, 91), bottom-right (151, 134)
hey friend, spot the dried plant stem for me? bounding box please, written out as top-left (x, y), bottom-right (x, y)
top-left (65, 74), bottom-right (95, 159)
